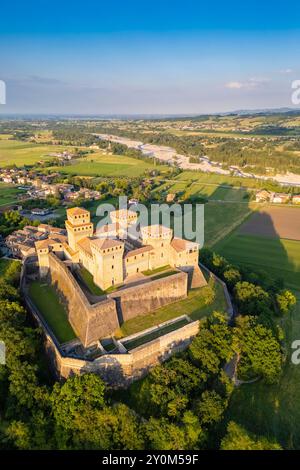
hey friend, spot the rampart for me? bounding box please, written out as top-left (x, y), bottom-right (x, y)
top-left (21, 256), bottom-right (232, 388)
top-left (47, 253), bottom-right (119, 346)
top-left (47, 253), bottom-right (189, 345)
top-left (109, 271), bottom-right (188, 322)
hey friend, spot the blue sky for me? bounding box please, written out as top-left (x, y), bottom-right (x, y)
top-left (1, 0), bottom-right (300, 114)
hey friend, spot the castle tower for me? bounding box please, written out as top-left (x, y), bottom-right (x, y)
top-left (65, 207), bottom-right (93, 252)
top-left (141, 225), bottom-right (173, 270)
top-left (110, 209), bottom-right (138, 238)
top-left (90, 238), bottom-right (124, 290)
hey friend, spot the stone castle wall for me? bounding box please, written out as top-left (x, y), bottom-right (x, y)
top-left (21, 256), bottom-right (232, 388)
top-left (47, 253), bottom-right (189, 344)
top-left (44, 318), bottom-right (200, 387)
top-left (47, 253), bottom-right (119, 346)
top-left (109, 271), bottom-right (188, 322)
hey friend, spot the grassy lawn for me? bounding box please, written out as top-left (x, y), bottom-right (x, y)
top-left (123, 318), bottom-right (190, 350)
top-left (0, 183), bottom-right (25, 206)
top-left (149, 270), bottom-right (178, 281)
top-left (28, 281), bottom-right (76, 343)
top-left (77, 265), bottom-right (122, 295)
top-left (226, 294), bottom-right (300, 449)
top-left (142, 265), bottom-right (171, 276)
top-left (215, 233), bottom-right (300, 290)
top-left (49, 152), bottom-right (165, 177)
top-left (77, 266), bottom-right (105, 296)
top-left (115, 278), bottom-right (228, 338)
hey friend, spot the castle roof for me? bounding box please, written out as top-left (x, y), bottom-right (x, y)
top-left (141, 224), bottom-right (172, 237)
top-left (110, 209), bottom-right (137, 220)
top-left (90, 238), bottom-right (123, 251)
top-left (96, 222), bottom-right (120, 234)
top-left (67, 207), bottom-right (89, 216)
top-left (124, 245), bottom-right (153, 258)
top-left (170, 238), bottom-right (199, 253)
top-left (35, 235), bottom-right (67, 250)
top-left (77, 237), bottom-right (93, 256)
top-left (38, 223), bottom-right (66, 234)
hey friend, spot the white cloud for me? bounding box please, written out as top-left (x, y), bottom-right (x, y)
top-left (280, 68), bottom-right (293, 74)
top-left (225, 81), bottom-right (244, 89)
top-left (225, 77), bottom-right (271, 90)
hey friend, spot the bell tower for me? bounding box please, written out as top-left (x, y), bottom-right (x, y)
top-left (65, 207), bottom-right (94, 252)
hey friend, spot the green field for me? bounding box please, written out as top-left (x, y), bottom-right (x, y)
top-left (226, 294), bottom-right (300, 449)
top-left (0, 183), bottom-right (25, 206)
top-left (28, 281), bottom-right (76, 343)
top-left (50, 152), bottom-right (165, 177)
top-left (115, 278), bottom-right (228, 338)
top-left (215, 233), bottom-right (300, 290)
top-left (153, 174), bottom-right (257, 247)
top-left (156, 178), bottom-right (251, 202)
top-left (173, 170), bottom-right (278, 191)
top-left (161, 200), bottom-right (255, 247)
top-left (0, 139), bottom-right (75, 166)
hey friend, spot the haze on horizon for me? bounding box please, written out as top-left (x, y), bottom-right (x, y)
top-left (1, 0), bottom-right (300, 115)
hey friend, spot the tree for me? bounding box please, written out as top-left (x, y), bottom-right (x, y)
top-left (144, 417), bottom-right (187, 450)
top-left (194, 390), bottom-right (226, 426)
top-left (235, 316), bottom-right (282, 383)
top-left (234, 281), bottom-right (271, 316)
top-left (109, 404), bottom-right (144, 450)
top-left (221, 421), bottom-right (282, 450)
top-left (275, 289), bottom-right (296, 315)
top-left (223, 267), bottom-right (241, 291)
top-left (0, 282), bottom-right (19, 302)
top-left (189, 313), bottom-right (234, 375)
top-left (137, 358), bottom-right (206, 418)
top-left (51, 374), bottom-right (106, 430)
top-left (5, 421), bottom-right (31, 450)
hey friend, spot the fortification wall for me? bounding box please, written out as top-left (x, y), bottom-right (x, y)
top-left (46, 319), bottom-right (200, 387)
top-left (47, 253), bottom-right (119, 347)
top-left (109, 271), bottom-right (188, 322)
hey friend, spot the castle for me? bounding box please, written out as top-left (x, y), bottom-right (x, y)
top-left (35, 207), bottom-right (206, 347)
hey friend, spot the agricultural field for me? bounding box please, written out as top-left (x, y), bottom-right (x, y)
top-left (173, 170), bottom-right (275, 190)
top-left (239, 206), bottom-right (300, 241)
top-left (214, 206), bottom-right (300, 290)
top-left (226, 293), bottom-right (300, 449)
top-left (153, 173), bottom-right (258, 246)
top-left (155, 178), bottom-right (252, 202)
top-left (0, 139), bottom-right (74, 166)
top-left (50, 152), bottom-right (166, 177)
top-left (0, 183), bottom-right (25, 206)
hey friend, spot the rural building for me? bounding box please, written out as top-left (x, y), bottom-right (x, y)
top-left (5, 224), bottom-right (66, 259)
top-left (255, 190), bottom-right (272, 202)
top-left (272, 193), bottom-right (290, 204)
top-left (166, 193), bottom-right (176, 203)
top-left (292, 195), bottom-right (300, 204)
